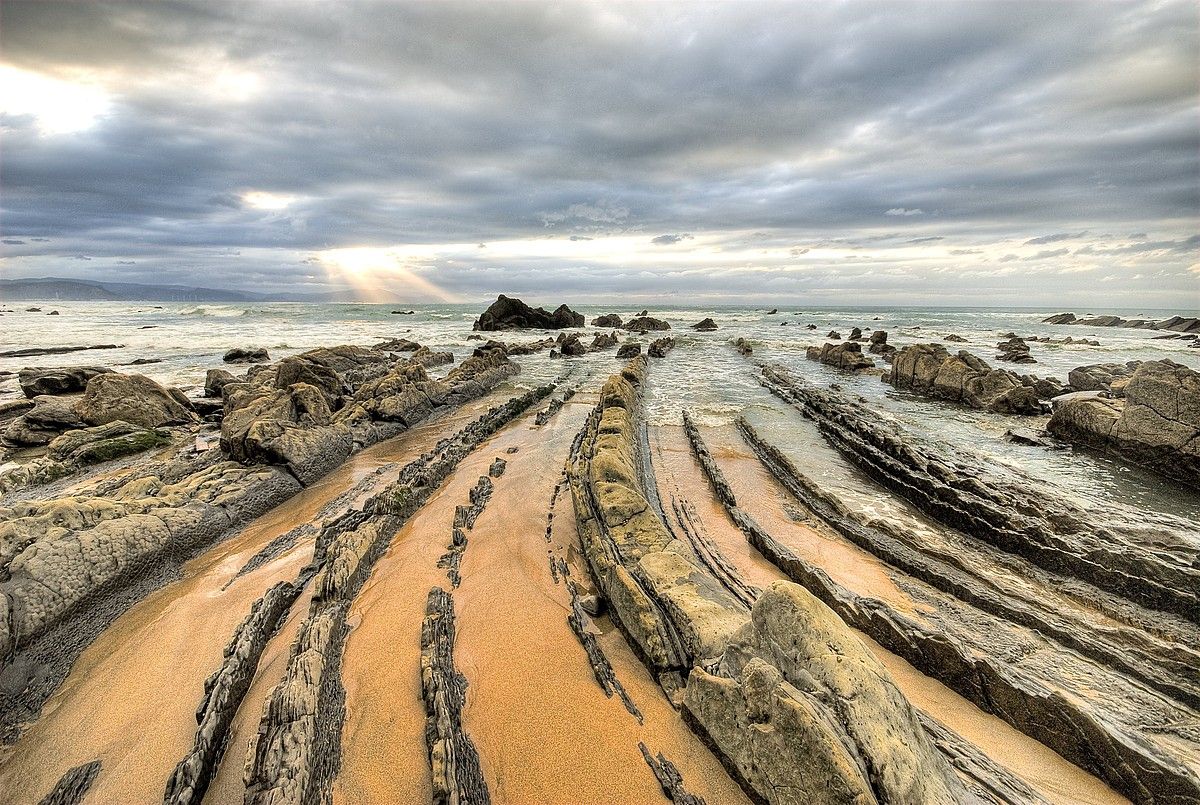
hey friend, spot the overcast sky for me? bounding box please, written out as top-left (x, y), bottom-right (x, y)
top-left (1, 0), bottom-right (1197, 306)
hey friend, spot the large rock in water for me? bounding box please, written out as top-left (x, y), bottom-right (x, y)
top-left (685, 581), bottom-right (966, 805)
top-left (805, 341), bottom-right (874, 371)
top-left (1049, 359), bottom-right (1200, 488)
top-left (886, 343), bottom-right (1046, 415)
top-left (75, 373), bottom-right (198, 429)
top-left (18, 366), bottom-right (112, 398)
top-left (591, 313), bottom-right (623, 328)
top-left (472, 294), bottom-right (584, 331)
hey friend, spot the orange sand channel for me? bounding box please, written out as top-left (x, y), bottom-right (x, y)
top-left (336, 397), bottom-right (750, 805)
top-left (0, 398), bottom-right (503, 805)
top-left (653, 422), bottom-right (1128, 805)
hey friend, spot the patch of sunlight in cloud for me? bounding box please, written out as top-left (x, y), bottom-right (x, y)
top-left (242, 191), bottom-right (298, 210)
top-left (0, 65), bottom-right (110, 135)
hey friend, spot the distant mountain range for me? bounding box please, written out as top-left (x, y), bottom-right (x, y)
top-left (0, 277), bottom-right (357, 303)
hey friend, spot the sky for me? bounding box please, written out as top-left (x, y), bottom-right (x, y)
top-left (1, 0), bottom-right (1197, 307)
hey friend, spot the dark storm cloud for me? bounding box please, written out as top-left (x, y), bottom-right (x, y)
top-left (0, 0), bottom-right (1197, 302)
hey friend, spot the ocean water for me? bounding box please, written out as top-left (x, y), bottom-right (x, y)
top-left (2, 301), bottom-right (1198, 522)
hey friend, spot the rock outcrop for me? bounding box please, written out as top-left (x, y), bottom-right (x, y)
top-left (472, 294), bottom-right (584, 330)
top-left (75, 373), bottom-right (197, 429)
top-left (885, 343), bottom-right (1046, 415)
top-left (1043, 312), bottom-right (1200, 332)
top-left (1068, 361), bottom-right (1141, 393)
top-left (18, 367), bottom-right (111, 398)
top-left (625, 316), bottom-right (671, 333)
top-left (1048, 359), bottom-right (1200, 488)
top-left (761, 364), bottom-right (1200, 622)
top-left (591, 313), bottom-right (623, 328)
top-left (805, 342), bottom-right (874, 371)
top-left (691, 318), bottom-right (718, 331)
top-left (995, 336), bottom-right (1035, 364)
top-left (685, 583), bottom-right (967, 805)
top-left (223, 347), bottom-right (269, 363)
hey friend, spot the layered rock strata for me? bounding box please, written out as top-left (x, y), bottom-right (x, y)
top-left (567, 358), bottom-right (967, 804)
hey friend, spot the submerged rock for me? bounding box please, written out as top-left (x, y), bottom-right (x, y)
top-left (473, 294), bottom-right (584, 330)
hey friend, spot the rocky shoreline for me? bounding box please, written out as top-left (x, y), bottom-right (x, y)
top-left (0, 297), bottom-right (1197, 805)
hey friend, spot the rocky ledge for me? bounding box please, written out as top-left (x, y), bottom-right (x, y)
top-left (1048, 359), bottom-right (1200, 489)
top-left (567, 357), bottom-right (969, 804)
top-left (1044, 312), bottom-right (1200, 332)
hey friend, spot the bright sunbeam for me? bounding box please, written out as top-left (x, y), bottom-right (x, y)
top-left (242, 191), bottom-right (298, 210)
top-left (318, 247), bottom-right (460, 302)
top-left (0, 65), bottom-right (110, 135)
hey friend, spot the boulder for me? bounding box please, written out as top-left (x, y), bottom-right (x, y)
top-left (945, 334), bottom-right (968, 343)
top-left (558, 333), bottom-right (588, 357)
top-left (591, 314), bottom-right (624, 328)
top-left (18, 366), bottom-right (112, 398)
top-left (222, 382), bottom-right (352, 485)
top-left (472, 294), bottom-right (584, 331)
top-left (868, 330), bottom-right (887, 345)
top-left (75, 373), bottom-right (197, 429)
top-left (4, 396), bottom-right (85, 446)
top-left (590, 332), bottom-right (620, 350)
top-left (826, 330), bottom-right (841, 340)
top-left (223, 347), bottom-right (269, 363)
top-left (47, 420), bottom-right (170, 465)
top-left (691, 318), bottom-right (718, 331)
top-left (205, 369), bottom-right (238, 398)
top-left (996, 336), bottom-right (1036, 364)
top-left (625, 316), bottom-right (671, 333)
top-left (765, 308), bottom-right (778, 315)
top-left (733, 338), bottom-right (753, 356)
top-left (806, 342), bottom-right (874, 371)
top-left (848, 327), bottom-right (862, 340)
top-left (1048, 360), bottom-right (1200, 488)
top-left (1068, 362), bottom-right (1142, 393)
top-left (1042, 313), bottom-right (1078, 324)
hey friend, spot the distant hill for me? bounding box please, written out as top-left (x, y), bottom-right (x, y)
top-left (0, 277), bottom-right (343, 303)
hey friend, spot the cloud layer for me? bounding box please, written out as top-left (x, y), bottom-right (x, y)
top-left (1, 0), bottom-right (1197, 304)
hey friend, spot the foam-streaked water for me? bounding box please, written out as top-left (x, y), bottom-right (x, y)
top-left (3, 301), bottom-right (1198, 523)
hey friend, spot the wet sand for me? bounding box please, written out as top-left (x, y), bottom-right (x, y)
top-left (0, 394), bottom-right (511, 804)
top-left (336, 394), bottom-right (749, 804)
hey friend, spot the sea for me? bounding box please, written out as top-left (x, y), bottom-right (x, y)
top-left (2, 301), bottom-right (1198, 524)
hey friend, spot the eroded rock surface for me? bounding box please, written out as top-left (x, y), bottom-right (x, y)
top-left (473, 294), bottom-right (583, 331)
top-left (885, 343), bottom-right (1046, 414)
top-left (1049, 359), bottom-right (1200, 488)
